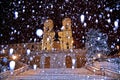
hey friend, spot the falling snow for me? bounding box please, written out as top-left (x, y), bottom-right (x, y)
top-left (0, 0), bottom-right (119, 50)
top-left (80, 14), bottom-right (85, 23)
top-left (14, 11), bottom-right (18, 19)
top-left (36, 29), bottom-right (43, 37)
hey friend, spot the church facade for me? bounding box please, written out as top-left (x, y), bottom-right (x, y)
top-left (42, 18), bottom-right (73, 51)
top-left (0, 18), bottom-right (74, 55)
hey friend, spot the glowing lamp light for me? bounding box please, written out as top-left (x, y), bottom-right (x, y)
top-left (12, 55), bottom-right (17, 60)
top-left (9, 61), bottom-right (16, 74)
top-left (116, 45), bottom-right (119, 50)
top-left (36, 29), bottom-right (43, 37)
top-left (72, 40), bottom-right (74, 43)
top-left (47, 38), bottom-right (50, 41)
top-left (93, 69), bottom-right (96, 73)
top-left (97, 54), bottom-right (101, 58)
top-left (2, 49), bottom-right (5, 53)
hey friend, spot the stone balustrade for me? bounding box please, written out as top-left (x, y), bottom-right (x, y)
top-left (85, 61), bottom-right (120, 79)
top-left (0, 62), bottom-right (29, 80)
top-left (22, 49), bottom-right (87, 69)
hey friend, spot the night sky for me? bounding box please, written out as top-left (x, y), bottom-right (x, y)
top-left (0, 0), bottom-right (120, 50)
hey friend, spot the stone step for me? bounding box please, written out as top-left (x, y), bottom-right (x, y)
top-left (8, 74), bottom-right (109, 80)
top-left (6, 68), bottom-right (112, 80)
top-left (19, 68), bottom-right (92, 75)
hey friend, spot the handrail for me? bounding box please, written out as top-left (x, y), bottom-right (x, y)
top-left (0, 62), bottom-right (29, 79)
top-left (85, 64), bottom-right (120, 79)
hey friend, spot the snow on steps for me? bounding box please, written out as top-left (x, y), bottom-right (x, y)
top-left (7, 68), bottom-right (111, 80)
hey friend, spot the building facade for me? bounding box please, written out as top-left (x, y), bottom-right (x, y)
top-left (42, 18), bottom-right (73, 51)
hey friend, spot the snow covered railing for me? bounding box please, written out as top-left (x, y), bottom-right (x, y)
top-left (85, 65), bottom-right (103, 75)
top-left (104, 68), bottom-right (120, 79)
top-left (0, 70), bottom-right (10, 80)
top-left (13, 64), bottom-right (29, 76)
top-left (0, 62), bottom-right (29, 79)
top-left (86, 61), bottom-right (120, 79)
top-left (93, 61), bottom-right (120, 77)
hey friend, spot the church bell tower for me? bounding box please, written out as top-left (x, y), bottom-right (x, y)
top-left (58, 18), bottom-right (73, 50)
top-left (42, 18), bottom-right (73, 51)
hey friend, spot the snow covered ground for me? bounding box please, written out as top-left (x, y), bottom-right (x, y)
top-left (6, 68), bottom-right (112, 80)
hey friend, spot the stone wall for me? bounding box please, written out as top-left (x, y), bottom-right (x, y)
top-left (0, 43), bottom-right (87, 69)
top-left (25, 49), bottom-right (87, 69)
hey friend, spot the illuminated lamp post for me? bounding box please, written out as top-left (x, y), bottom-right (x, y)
top-left (116, 45), bottom-right (120, 56)
top-left (97, 53), bottom-right (101, 59)
top-left (12, 55), bottom-right (17, 60)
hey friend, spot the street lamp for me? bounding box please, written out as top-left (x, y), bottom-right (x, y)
top-left (12, 55), bottom-right (17, 60)
top-left (116, 45), bottom-right (119, 50)
top-left (97, 53), bottom-right (101, 58)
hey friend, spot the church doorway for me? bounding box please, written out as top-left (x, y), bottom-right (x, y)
top-left (44, 56), bottom-right (50, 68)
top-left (65, 56), bottom-right (72, 68)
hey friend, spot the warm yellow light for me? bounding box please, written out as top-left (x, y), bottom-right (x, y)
top-left (97, 54), bottom-right (101, 58)
top-left (72, 40), bottom-right (74, 43)
top-left (116, 45), bottom-right (119, 50)
top-left (2, 49), bottom-right (5, 53)
top-left (12, 55), bottom-right (17, 60)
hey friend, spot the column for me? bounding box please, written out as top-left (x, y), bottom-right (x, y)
top-left (40, 55), bottom-right (45, 68)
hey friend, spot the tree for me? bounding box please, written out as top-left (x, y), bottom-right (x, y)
top-left (85, 29), bottom-right (110, 61)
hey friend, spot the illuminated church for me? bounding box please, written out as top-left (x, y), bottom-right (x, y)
top-left (42, 18), bottom-right (73, 51)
